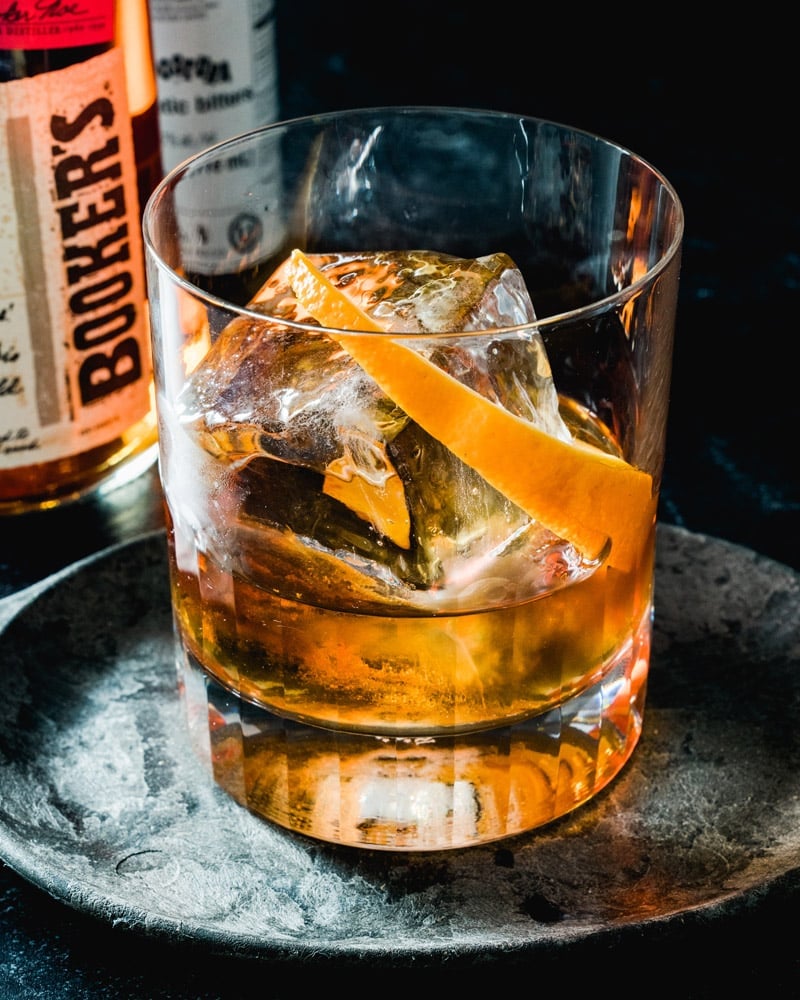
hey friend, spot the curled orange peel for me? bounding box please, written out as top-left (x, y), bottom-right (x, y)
top-left (288, 249), bottom-right (655, 571)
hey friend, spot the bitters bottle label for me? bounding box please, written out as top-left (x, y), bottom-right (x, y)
top-left (0, 47), bottom-right (151, 469)
top-left (149, 0), bottom-right (281, 277)
top-left (150, 0), bottom-right (279, 173)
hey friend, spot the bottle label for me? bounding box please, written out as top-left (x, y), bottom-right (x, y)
top-left (150, 0), bottom-right (281, 276)
top-left (0, 0), bottom-right (114, 49)
top-left (150, 0), bottom-right (278, 173)
top-left (0, 47), bottom-right (152, 470)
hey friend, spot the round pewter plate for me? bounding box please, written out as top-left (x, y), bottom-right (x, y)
top-left (0, 525), bottom-right (798, 967)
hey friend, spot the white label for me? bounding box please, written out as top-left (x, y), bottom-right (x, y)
top-left (171, 138), bottom-right (284, 276)
top-left (150, 0), bottom-right (279, 173)
top-left (0, 49), bottom-right (152, 470)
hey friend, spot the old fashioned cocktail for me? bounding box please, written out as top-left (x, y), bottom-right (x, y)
top-left (144, 109), bottom-right (682, 850)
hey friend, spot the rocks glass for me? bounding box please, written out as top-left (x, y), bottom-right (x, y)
top-left (143, 108), bottom-right (683, 850)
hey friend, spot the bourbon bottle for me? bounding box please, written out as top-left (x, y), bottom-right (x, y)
top-left (0, 0), bottom-right (163, 513)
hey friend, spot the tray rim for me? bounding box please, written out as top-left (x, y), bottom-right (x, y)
top-left (1, 523), bottom-right (798, 963)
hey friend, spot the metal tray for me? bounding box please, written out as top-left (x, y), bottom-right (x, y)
top-left (0, 525), bottom-right (798, 967)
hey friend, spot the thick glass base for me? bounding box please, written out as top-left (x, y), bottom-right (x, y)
top-left (178, 620), bottom-right (650, 851)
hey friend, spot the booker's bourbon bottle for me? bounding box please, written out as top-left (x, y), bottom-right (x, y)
top-left (0, 0), bottom-right (163, 512)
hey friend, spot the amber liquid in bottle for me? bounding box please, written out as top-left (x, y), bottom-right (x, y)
top-left (0, 1), bottom-right (163, 512)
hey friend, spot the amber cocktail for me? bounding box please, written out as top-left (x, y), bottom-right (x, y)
top-left (144, 109), bottom-right (683, 850)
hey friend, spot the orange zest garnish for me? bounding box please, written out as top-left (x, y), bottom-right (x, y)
top-left (288, 249), bottom-right (655, 571)
top-left (323, 452), bottom-right (411, 549)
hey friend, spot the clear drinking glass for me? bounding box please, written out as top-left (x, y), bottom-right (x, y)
top-left (143, 107), bottom-right (683, 851)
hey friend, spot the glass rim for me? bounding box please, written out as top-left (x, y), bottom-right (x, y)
top-left (143, 104), bottom-right (685, 339)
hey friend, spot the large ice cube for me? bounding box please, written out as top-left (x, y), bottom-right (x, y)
top-left (256, 249), bottom-right (537, 333)
top-left (175, 250), bottom-right (574, 603)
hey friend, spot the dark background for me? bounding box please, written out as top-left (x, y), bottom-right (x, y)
top-left (0, 6), bottom-right (797, 997)
top-left (277, 10), bottom-right (799, 574)
top-left (2, 10), bottom-right (797, 588)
